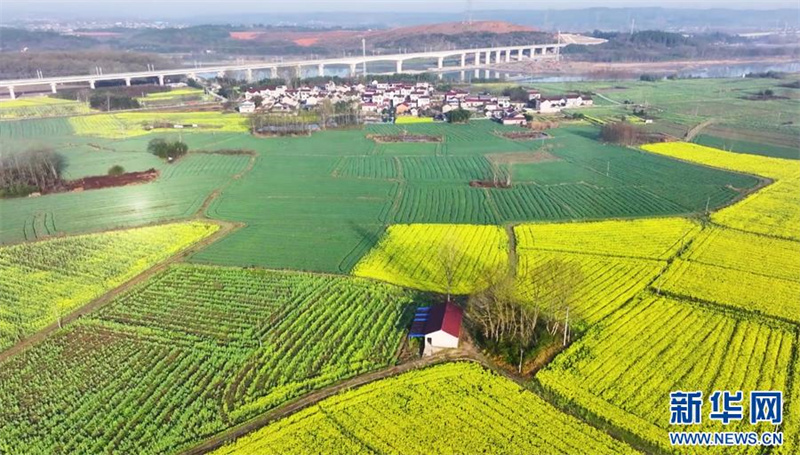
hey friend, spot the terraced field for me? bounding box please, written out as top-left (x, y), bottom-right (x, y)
top-left (0, 222), bottom-right (218, 351)
top-left (0, 265), bottom-right (415, 455)
top-left (211, 362), bottom-right (640, 455)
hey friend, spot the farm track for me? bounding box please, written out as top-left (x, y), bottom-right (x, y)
top-left (0, 219), bottom-right (240, 364)
top-left (179, 349), bottom-right (477, 455)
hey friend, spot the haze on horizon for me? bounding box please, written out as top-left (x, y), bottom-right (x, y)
top-left (2, 0), bottom-right (797, 20)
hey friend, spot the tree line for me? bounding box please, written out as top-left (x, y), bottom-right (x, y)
top-left (0, 148), bottom-right (64, 197)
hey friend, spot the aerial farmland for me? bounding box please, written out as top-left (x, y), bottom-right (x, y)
top-left (1, 6), bottom-right (799, 455)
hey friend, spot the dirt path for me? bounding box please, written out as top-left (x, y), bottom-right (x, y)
top-left (0, 219), bottom-right (239, 363)
top-left (684, 118), bottom-right (716, 141)
top-left (505, 223), bottom-right (518, 278)
top-left (178, 349), bottom-right (477, 455)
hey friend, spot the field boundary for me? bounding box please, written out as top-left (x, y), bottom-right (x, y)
top-left (0, 219), bottom-right (241, 363)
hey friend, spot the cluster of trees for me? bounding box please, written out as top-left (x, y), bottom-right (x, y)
top-left (468, 259), bottom-right (583, 373)
top-left (501, 86), bottom-right (533, 103)
top-left (147, 139), bottom-right (188, 161)
top-left (600, 122), bottom-right (646, 146)
top-left (446, 108), bottom-right (471, 123)
top-left (89, 93), bottom-right (141, 111)
top-left (0, 148), bottom-right (64, 197)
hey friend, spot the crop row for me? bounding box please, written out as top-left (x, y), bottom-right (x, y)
top-left (642, 142), bottom-right (800, 240)
top-left (0, 222), bottom-right (218, 352)
top-left (516, 251), bottom-right (664, 326)
top-left (0, 265), bottom-right (414, 454)
top-left (353, 224), bottom-right (508, 294)
top-left (211, 362), bottom-right (640, 455)
top-left (515, 217), bottom-right (699, 260)
top-left (537, 294), bottom-right (797, 455)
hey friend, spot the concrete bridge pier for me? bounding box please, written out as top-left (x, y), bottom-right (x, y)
top-left (270, 67), bottom-right (278, 78)
top-left (124, 77), bottom-right (131, 86)
top-left (460, 70), bottom-right (465, 82)
top-left (460, 53), bottom-right (466, 68)
top-left (89, 80), bottom-right (96, 89)
top-left (318, 63), bottom-right (325, 76)
top-left (158, 74), bottom-right (166, 85)
top-left (396, 60), bottom-right (403, 74)
top-left (474, 52), bottom-right (480, 66)
top-left (7, 86), bottom-right (15, 100)
top-left (350, 63), bottom-right (357, 77)
top-left (245, 69), bottom-right (253, 83)
top-left (50, 82), bottom-right (57, 94)
top-left (437, 56), bottom-right (444, 70)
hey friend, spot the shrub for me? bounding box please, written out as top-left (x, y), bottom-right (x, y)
top-left (108, 165), bottom-right (125, 176)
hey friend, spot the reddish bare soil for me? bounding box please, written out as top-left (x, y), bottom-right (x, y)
top-left (230, 21), bottom-right (538, 47)
top-left (470, 180), bottom-right (512, 189)
top-left (63, 169), bottom-right (159, 192)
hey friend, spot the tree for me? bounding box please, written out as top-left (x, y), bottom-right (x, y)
top-left (600, 121), bottom-right (644, 146)
top-left (446, 108), bottom-right (471, 123)
top-left (147, 138), bottom-right (188, 161)
top-left (540, 258), bottom-right (584, 345)
top-left (438, 235), bottom-right (459, 302)
top-left (107, 165), bottom-right (125, 176)
top-left (251, 95), bottom-right (264, 108)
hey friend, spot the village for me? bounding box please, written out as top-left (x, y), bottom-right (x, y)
top-left (238, 79), bottom-right (593, 125)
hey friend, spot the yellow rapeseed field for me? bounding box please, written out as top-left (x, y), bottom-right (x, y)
top-left (69, 111), bottom-right (250, 138)
top-left (642, 142), bottom-right (800, 240)
top-left (352, 224), bottom-right (508, 294)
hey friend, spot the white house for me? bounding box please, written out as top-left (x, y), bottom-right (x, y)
top-left (411, 302), bottom-right (463, 356)
top-left (238, 101), bottom-right (256, 113)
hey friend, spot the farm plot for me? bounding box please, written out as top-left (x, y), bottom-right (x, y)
top-left (516, 251), bottom-right (664, 327)
top-left (0, 265), bottom-right (415, 455)
top-left (537, 293), bottom-right (798, 455)
top-left (69, 112), bottom-right (250, 138)
top-left (513, 218), bottom-right (696, 326)
top-left (515, 218), bottom-right (700, 260)
top-left (0, 151), bottom-right (250, 244)
top-left (211, 362), bottom-right (640, 455)
top-left (642, 141), bottom-right (800, 240)
top-left (659, 258), bottom-right (800, 322)
top-left (0, 117), bottom-right (73, 140)
top-left (0, 221), bottom-right (218, 351)
top-left (353, 224), bottom-right (508, 294)
top-left (0, 97), bottom-right (92, 119)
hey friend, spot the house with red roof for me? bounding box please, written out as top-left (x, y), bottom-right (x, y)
top-left (411, 302), bottom-right (463, 356)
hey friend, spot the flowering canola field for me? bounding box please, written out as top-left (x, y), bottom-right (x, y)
top-left (69, 111), bottom-right (250, 138)
top-left (211, 362), bottom-right (640, 455)
top-left (352, 224), bottom-right (508, 294)
top-left (0, 221), bottom-right (218, 351)
top-left (641, 142), bottom-right (800, 241)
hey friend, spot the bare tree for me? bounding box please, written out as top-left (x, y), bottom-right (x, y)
top-left (541, 258), bottom-right (583, 345)
top-left (438, 234), bottom-right (460, 302)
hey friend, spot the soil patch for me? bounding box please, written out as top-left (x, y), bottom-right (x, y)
top-left (368, 134), bottom-right (442, 143)
top-left (470, 180), bottom-right (512, 189)
top-left (498, 131), bottom-right (550, 141)
top-left (67, 168), bottom-right (159, 191)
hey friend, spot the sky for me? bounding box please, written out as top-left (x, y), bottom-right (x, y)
top-left (2, 0), bottom-right (797, 14)
top-left (1, 0), bottom-right (797, 24)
